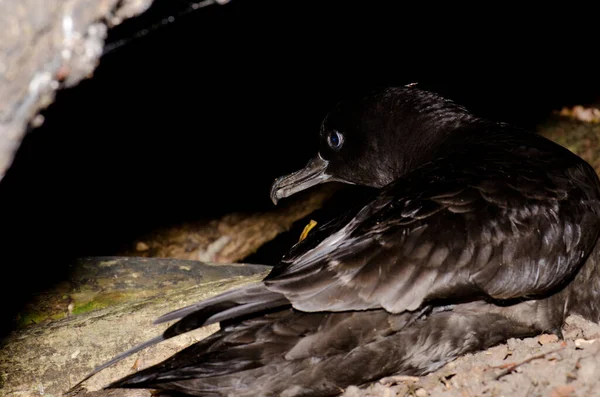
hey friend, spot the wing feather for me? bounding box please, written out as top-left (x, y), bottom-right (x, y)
top-left (264, 147), bottom-right (600, 314)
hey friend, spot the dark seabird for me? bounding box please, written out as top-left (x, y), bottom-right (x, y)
top-left (74, 86), bottom-right (600, 396)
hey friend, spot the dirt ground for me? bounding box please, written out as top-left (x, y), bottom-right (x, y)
top-left (115, 183), bottom-right (338, 263)
top-left (342, 314), bottom-right (600, 397)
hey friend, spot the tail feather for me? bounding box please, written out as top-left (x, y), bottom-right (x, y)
top-left (70, 282), bottom-right (289, 393)
top-left (106, 304), bottom-right (547, 397)
top-left (154, 283), bottom-right (286, 325)
top-left (163, 296), bottom-right (290, 338)
top-left (67, 335), bottom-right (165, 392)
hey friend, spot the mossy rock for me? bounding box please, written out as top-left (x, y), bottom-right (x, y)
top-left (14, 256), bottom-right (270, 329)
top-left (0, 257), bottom-right (270, 397)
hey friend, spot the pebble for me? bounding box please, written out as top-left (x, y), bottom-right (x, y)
top-left (577, 355), bottom-right (600, 384)
top-left (136, 241), bottom-right (150, 251)
top-left (538, 334), bottom-right (559, 345)
top-left (575, 338), bottom-right (597, 348)
top-left (415, 388), bottom-right (428, 397)
top-left (341, 386), bottom-right (361, 397)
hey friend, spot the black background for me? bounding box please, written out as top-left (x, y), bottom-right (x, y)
top-left (1, 0), bottom-right (599, 338)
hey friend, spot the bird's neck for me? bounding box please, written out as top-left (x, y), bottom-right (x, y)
top-left (395, 113), bottom-right (483, 178)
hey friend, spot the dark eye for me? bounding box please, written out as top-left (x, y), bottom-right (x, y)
top-left (327, 130), bottom-right (344, 151)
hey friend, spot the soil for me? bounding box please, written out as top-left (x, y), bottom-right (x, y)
top-left (114, 183), bottom-right (338, 263)
top-left (342, 315), bottom-right (600, 397)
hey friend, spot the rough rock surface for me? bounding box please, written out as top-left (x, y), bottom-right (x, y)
top-left (0, 0), bottom-right (154, 182)
top-left (0, 257), bottom-right (270, 397)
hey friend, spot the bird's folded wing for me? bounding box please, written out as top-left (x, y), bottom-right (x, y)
top-left (264, 151), bottom-right (600, 314)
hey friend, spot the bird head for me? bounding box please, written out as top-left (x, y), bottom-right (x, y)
top-left (270, 85), bottom-right (474, 205)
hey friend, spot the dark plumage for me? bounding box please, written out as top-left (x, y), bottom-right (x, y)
top-left (75, 86), bottom-right (600, 396)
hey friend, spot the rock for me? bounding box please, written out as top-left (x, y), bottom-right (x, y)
top-left (14, 256), bottom-right (271, 328)
top-left (575, 338), bottom-right (598, 349)
top-left (0, 256), bottom-right (270, 397)
top-left (539, 334), bottom-right (559, 345)
top-left (0, 0), bottom-right (156, 183)
top-left (415, 388), bottom-right (428, 397)
top-left (550, 385), bottom-right (576, 397)
top-left (577, 354), bottom-right (600, 384)
top-left (342, 386), bottom-right (363, 397)
top-left (135, 242), bottom-right (149, 252)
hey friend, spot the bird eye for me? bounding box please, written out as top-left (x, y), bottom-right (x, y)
top-left (327, 130), bottom-right (344, 151)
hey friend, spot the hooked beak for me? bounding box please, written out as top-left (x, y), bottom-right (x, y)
top-left (270, 156), bottom-right (331, 205)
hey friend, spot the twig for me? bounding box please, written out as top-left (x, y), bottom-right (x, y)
top-left (494, 345), bottom-right (565, 380)
top-left (379, 375), bottom-right (420, 385)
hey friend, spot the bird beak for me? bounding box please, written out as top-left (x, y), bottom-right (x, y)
top-left (270, 155), bottom-right (331, 205)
